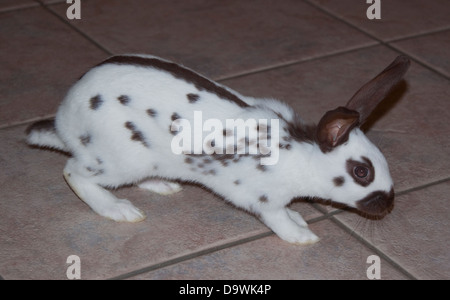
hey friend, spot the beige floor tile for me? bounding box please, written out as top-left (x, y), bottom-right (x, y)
top-left (132, 219), bottom-right (409, 280)
top-left (334, 181), bottom-right (450, 279)
top-left (310, 0), bottom-right (450, 41)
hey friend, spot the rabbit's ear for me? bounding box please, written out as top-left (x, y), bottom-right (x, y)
top-left (346, 55), bottom-right (410, 124)
top-left (316, 106), bottom-right (359, 153)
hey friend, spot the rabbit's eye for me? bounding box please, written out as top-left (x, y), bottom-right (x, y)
top-left (354, 166), bottom-right (369, 178)
top-left (347, 157), bottom-right (374, 187)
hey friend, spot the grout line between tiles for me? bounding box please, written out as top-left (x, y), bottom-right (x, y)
top-left (108, 174), bottom-right (449, 279)
top-left (108, 231), bottom-right (274, 280)
top-left (35, 0), bottom-right (113, 56)
top-left (0, 43), bottom-right (382, 131)
top-left (0, 3), bottom-right (39, 15)
top-left (386, 26), bottom-right (450, 44)
top-left (1, 0), bottom-right (447, 281)
top-left (110, 212), bottom-right (335, 280)
top-left (315, 176), bottom-right (450, 218)
top-left (0, 114), bottom-right (56, 131)
top-left (214, 43), bottom-right (379, 82)
top-left (302, 0), bottom-right (450, 82)
top-left (328, 215), bottom-right (417, 280)
top-left (302, 0), bottom-right (450, 44)
top-left (2, 0), bottom-right (449, 132)
top-left (388, 45), bottom-right (450, 80)
top-left (320, 177), bottom-right (450, 279)
top-left (395, 177), bottom-right (450, 197)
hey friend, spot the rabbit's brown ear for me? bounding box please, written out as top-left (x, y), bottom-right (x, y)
top-left (316, 106), bottom-right (359, 153)
top-left (346, 55), bottom-right (410, 124)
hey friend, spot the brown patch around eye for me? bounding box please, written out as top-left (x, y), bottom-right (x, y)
top-left (346, 156), bottom-right (374, 187)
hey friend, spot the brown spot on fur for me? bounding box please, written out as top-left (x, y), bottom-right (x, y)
top-left (124, 121), bottom-right (149, 148)
top-left (278, 113), bottom-right (317, 145)
top-left (256, 164), bottom-right (267, 172)
top-left (259, 195), bottom-right (268, 203)
top-left (279, 143), bottom-right (292, 150)
top-left (79, 134), bottom-right (91, 146)
top-left (90, 95), bottom-right (103, 110)
top-left (171, 113), bottom-right (181, 121)
top-left (223, 129), bottom-right (233, 137)
top-left (117, 95), bottom-right (130, 105)
top-left (86, 166), bottom-right (104, 176)
top-left (125, 121), bottom-right (135, 130)
top-left (170, 125), bottom-right (178, 135)
top-left (131, 131), bottom-right (146, 144)
top-left (147, 109), bottom-right (157, 117)
top-left (333, 176), bottom-right (345, 187)
top-left (187, 93), bottom-right (200, 103)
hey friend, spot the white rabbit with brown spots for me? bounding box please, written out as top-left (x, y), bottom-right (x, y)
top-left (26, 54), bottom-right (410, 244)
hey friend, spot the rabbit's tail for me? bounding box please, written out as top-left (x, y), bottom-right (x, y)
top-left (26, 119), bottom-right (69, 152)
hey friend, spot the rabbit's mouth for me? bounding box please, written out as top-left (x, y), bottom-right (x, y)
top-left (356, 188), bottom-right (394, 217)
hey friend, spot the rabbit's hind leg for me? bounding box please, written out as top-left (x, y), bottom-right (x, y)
top-left (138, 179), bottom-right (183, 195)
top-left (63, 158), bottom-right (146, 222)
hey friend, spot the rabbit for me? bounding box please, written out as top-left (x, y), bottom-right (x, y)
top-left (26, 54), bottom-right (410, 244)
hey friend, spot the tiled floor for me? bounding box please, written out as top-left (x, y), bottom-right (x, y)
top-left (1, 0), bottom-right (449, 280)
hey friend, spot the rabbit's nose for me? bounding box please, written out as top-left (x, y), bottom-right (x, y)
top-left (356, 187), bottom-right (394, 217)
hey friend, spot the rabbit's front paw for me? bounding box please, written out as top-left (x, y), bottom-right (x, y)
top-left (282, 227), bottom-right (320, 245)
top-left (286, 208), bottom-right (308, 227)
top-left (261, 209), bottom-right (319, 245)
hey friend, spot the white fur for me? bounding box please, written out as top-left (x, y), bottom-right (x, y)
top-left (26, 54), bottom-right (397, 245)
